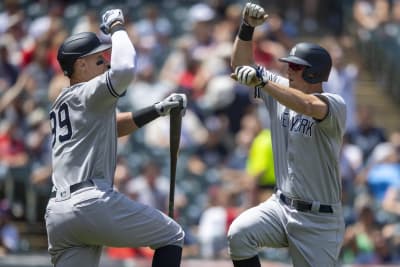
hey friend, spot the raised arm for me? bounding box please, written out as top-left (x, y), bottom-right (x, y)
top-left (231, 3), bottom-right (268, 69)
top-left (100, 9), bottom-right (136, 95)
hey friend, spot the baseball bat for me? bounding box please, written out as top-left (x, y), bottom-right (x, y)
top-left (168, 100), bottom-right (183, 218)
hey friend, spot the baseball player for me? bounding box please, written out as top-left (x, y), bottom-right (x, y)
top-left (45, 9), bottom-right (185, 267)
top-left (227, 3), bottom-right (346, 267)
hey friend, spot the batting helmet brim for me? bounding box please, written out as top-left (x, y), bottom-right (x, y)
top-left (278, 56), bottom-right (312, 67)
top-left (60, 43), bottom-right (111, 58)
top-left (79, 43), bottom-right (111, 58)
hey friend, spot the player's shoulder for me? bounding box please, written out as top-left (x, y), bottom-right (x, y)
top-left (320, 92), bottom-right (344, 102)
top-left (51, 83), bottom-right (85, 109)
top-left (318, 92), bottom-right (346, 107)
top-left (317, 92), bottom-right (347, 131)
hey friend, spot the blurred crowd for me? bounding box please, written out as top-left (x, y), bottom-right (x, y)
top-left (0, 0), bottom-right (399, 265)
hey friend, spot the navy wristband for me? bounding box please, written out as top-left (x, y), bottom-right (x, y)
top-left (238, 22), bottom-right (254, 41)
top-left (132, 105), bottom-right (160, 128)
top-left (110, 23), bottom-right (125, 35)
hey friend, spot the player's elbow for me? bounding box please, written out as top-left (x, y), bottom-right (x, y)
top-left (301, 101), bottom-right (327, 120)
top-left (110, 66), bottom-right (135, 88)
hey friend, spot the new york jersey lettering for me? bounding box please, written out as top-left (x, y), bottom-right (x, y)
top-left (281, 112), bottom-right (314, 137)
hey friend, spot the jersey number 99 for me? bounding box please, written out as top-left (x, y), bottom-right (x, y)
top-left (50, 102), bottom-right (72, 147)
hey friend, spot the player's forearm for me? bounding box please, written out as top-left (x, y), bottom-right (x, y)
top-left (263, 81), bottom-right (328, 119)
top-left (232, 3), bottom-right (267, 69)
top-left (382, 188), bottom-right (400, 215)
top-left (116, 105), bottom-right (161, 137)
top-left (116, 93), bottom-right (186, 137)
top-left (231, 37), bottom-right (254, 69)
top-left (117, 112), bottom-right (138, 137)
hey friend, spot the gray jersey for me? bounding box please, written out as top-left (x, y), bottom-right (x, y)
top-left (49, 30), bottom-right (135, 191)
top-left (50, 74), bottom-right (119, 189)
top-left (259, 70), bottom-right (346, 204)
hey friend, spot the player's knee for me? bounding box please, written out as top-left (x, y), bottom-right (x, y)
top-left (169, 222), bottom-right (185, 247)
top-left (175, 226), bottom-right (185, 247)
top-left (227, 226), bottom-right (246, 249)
top-left (227, 223), bottom-right (255, 259)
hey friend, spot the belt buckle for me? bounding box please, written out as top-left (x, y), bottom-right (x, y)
top-left (55, 187), bottom-right (71, 202)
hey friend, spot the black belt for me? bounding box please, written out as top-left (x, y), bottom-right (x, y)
top-left (279, 193), bottom-right (333, 213)
top-left (50, 180), bottom-right (95, 198)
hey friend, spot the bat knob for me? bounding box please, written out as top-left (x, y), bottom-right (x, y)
top-left (171, 94), bottom-right (187, 116)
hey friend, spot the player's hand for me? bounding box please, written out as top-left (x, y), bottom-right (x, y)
top-left (242, 2), bottom-right (268, 27)
top-left (231, 65), bottom-right (267, 89)
top-left (155, 93), bottom-right (187, 116)
top-left (100, 9), bottom-right (124, 35)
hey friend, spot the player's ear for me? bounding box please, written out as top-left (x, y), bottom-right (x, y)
top-left (79, 59), bottom-right (86, 69)
top-left (73, 59), bottom-right (86, 74)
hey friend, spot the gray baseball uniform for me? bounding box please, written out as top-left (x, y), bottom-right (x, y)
top-left (228, 70), bottom-right (346, 266)
top-left (45, 30), bottom-right (183, 267)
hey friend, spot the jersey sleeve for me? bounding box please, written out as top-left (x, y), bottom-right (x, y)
top-left (107, 30), bottom-right (136, 96)
top-left (76, 74), bottom-right (119, 110)
top-left (76, 30), bottom-right (137, 109)
top-left (314, 92), bottom-right (346, 135)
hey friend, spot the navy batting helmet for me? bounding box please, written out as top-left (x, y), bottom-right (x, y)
top-left (279, 42), bottom-right (332, 84)
top-left (57, 32), bottom-right (111, 77)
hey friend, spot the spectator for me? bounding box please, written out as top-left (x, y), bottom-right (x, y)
top-left (144, 107), bottom-right (208, 150)
top-left (353, 131), bottom-right (400, 206)
top-left (0, 121), bottom-right (29, 169)
top-left (112, 156), bottom-right (133, 195)
top-left (323, 36), bottom-right (359, 131)
top-left (25, 108), bottom-right (52, 222)
top-left (366, 136), bottom-right (400, 203)
top-left (353, 0), bottom-right (390, 39)
top-left (132, 4), bottom-right (173, 66)
top-left (159, 3), bottom-right (217, 101)
top-left (382, 185), bottom-right (400, 261)
top-left (0, 199), bottom-right (20, 255)
top-left (347, 105), bottom-right (387, 164)
top-left (190, 115), bottom-right (230, 170)
top-left (126, 160), bottom-right (169, 212)
top-left (22, 38), bottom-right (55, 108)
top-left (384, 0), bottom-right (400, 38)
top-left (0, 0), bottom-right (22, 34)
top-left (340, 134), bottom-right (364, 224)
top-left (197, 185), bottom-right (242, 259)
top-left (245, 128), bottom-right (275, 205)
top-left (1, 11), bottom-right (30, 68)
top-left (342, 195), bottom-right (386, 264)
top-left (0, 41), bottom-right (19, 94)
top-left (122, 57), bottom-right (173, 112)
top-left (27, 2), bottom-right (65, 41)
top-left (71, 9), bottom-right (100, 36)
